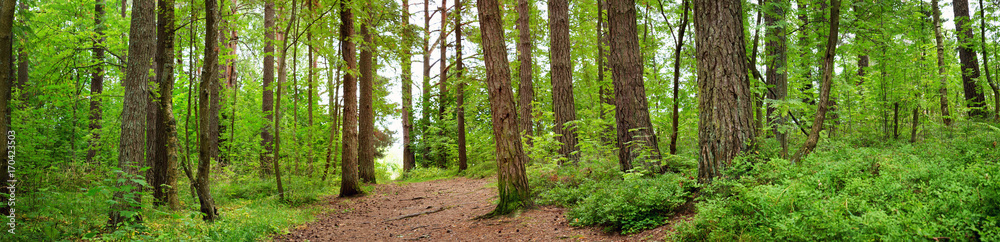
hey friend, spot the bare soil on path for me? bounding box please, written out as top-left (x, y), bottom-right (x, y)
top-left (276, 177), bottom-right (681, 242)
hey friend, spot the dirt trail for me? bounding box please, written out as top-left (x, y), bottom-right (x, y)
top-left (276, 177), bottom-right (678, 241)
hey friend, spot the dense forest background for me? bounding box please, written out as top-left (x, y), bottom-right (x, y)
top-left (0, 0), bottom-right (998, 240)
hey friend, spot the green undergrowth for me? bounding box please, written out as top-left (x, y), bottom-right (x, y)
top-left (529, 154), bottom-right (700, 234)
top-left (10, 170), bottom-right (341, 241)
top-left (672, 123), bottom-right (1000, 241)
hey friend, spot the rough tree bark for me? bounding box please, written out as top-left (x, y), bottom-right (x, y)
top-left (109, 0), bottom-right (154, 227)
top-left (548, 0), bottom-right (580, 164)
top-left (358, 8), bottom-right (376, 184)
top-left (611, 0), bottom-right (663, 173)
top-left (932, 0), bottom-right (952, 126)
top-left (694, 0), bottom-right (756, 182)
top-left (597, 0), bottom-right (614, 146)
top-left (764, 0), bottom-right (788, 158)
top-left (0, 0), bottom-right (15, 217)
top-left (402, 0), bottom-right (416, 172)
top-left (953, 0), bottom-right (988, 118)
top-left (151, 0), bottom-right (180, 210)
top-left (339, 0), bottom-right (363, 197)
top-left (516, 0), bottom-right (534, 155)
top-left (196, 0), bottom-right (221, 221)
top-left (87, 0), bottom-right (106, 165)
top-left (455, 0), bottom-right (468, 171)
top-left (420, 0), bottom-right (433, 164)
top-left (669, 0), bottom-right (689, 155)
top-left (262, 0), bottom-right (276, 175)
top-left (477, 0), bottom-right (533, 217)
top-left (791, 0), bottom-right (841, 163)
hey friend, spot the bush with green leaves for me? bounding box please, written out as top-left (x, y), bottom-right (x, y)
top-left (672, 125), bottom-right (1000, 241)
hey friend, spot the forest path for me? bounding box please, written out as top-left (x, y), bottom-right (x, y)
top-left (275, 177), bottom-right (675, 241)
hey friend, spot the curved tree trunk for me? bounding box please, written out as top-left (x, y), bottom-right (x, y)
top-left (669, 0), bottom-right (689, 155)
top-left (338, 0), bottom-right (363, 197)
top-left (477, 0), bottom-right (533, 217)
top-left (611, 0), bottom-right (662, 173)
top-left (791, 0), bottom-right (841, 163)
top-left (980, 0), bottom-right (1000, 120)
top-left (548, 0), bottom-right (580, 164)
top-left (694, 0), bottom-right (755, 182)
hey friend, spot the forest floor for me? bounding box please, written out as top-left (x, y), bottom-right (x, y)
top-left (275, 177), bottom-right (689, 241)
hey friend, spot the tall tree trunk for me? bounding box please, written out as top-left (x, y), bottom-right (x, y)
top-left (932, 0), bottom-right (951, 126)
top-left (0, 0), bottom-right (15, 217)
top-left (196, 0), bottom-right (220, 221)
top-left (87, 0), bottom-right (106, 165)
top-left (516, 0), bottom-right (534, 156)
top-left (307, 0), bottom-right (317, 176)
top-left (455, 0), bottom-right (468, 171)
top-left (421, 0), bottom-right (432, 164)
top-left (151, 0), bottom-right (180, 210)
top-left (694, 0), bottom-right (755, 182)
top-left (275, 0), bottom-right (300, 200)
top-left (981, 0), bottom-right (1000, 120)
top-left (954, 0), bottom-right (988, 118)
top-left (339, 0), bottom-right (363, 197)
top-left (401, 0), bottom-right (416, 172)
top-left (548, 0), bottom-right (580, 164)
top-left (669, 0), bottom-right (689, 155)
top-left (477, 0), bottom-right (533, 217)
top-left (764, 0), bottom-right (788, 158)
top-left (323, 53), bottom-right (342, 181)
top-left (611, 0), bottom-right (663, 173)
top-left (597, 0), bottom-right (613, 146)
top-left (437, 0), bottom-right (449, 168)
top-left (791, 0), bottom-right (840, 163)
top-left (109, 0), bottom-right (154, 227)
top-left (262, 0), bottom-right (276, 175)
top-left (358, 9), bottom-right (376, 184)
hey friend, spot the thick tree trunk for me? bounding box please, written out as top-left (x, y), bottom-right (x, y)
top-left (0, 0), bottom-right (15, 217)
top-left (516, 0), bottom-right (534, 155)
top-left (932, 0), bottom-right (951, 126)
top-left (87, 0), bottom-right (106, 165)
top-left (764, 0), bottom-right (788, 158)
top-left (791, 0), bottom-right (840, 163)
top-left (669, 0), bottom-right (689, 155)
top-left (152, 0), bottom-right (179, 210)
top-left (402, 0), bottom-right (416, 172)
top-left (611, 0), bottom-right (663, 173)
top-left (358, 13), bottom-right (376, 184)
top-left (455, 0), bottom-right (468, 171)
top-left (196, 0), bottom-right (220, 221)
top-left (694, 0), bottom-right (756, 182)
top-left (339, 0), bottom-right (363, 197)
top-left (477, 0), bottom-right (533, 217)
top-left (109, 0), bottom-right (154, 227)
top-left (262, 0), bottom-right (276, 175)
top-left (953, 0), bottom-right (988, 118)
top-left (548, 0), bottom-right (580, 164)
top-left (981, 0), bottom-right (1000, 120)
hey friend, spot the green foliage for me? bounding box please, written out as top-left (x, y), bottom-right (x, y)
top-left (400, 166), bottom-right (460, 183)
top-left (672, 125), bottom-right (1000, 241)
